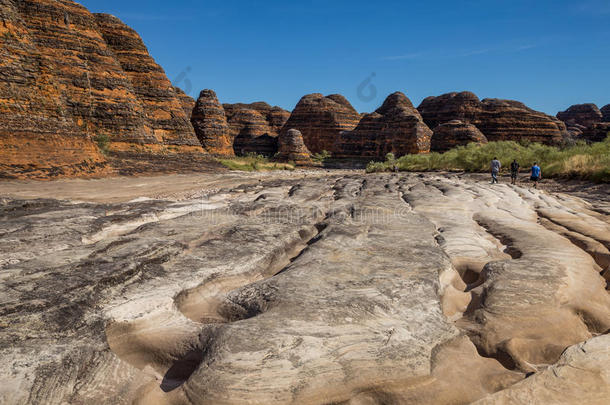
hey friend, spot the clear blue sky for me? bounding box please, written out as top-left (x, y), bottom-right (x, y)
top-left (79, 0), bottom-right (610, 114)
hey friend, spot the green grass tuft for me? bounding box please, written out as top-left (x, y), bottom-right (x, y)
top-left (218, 154), bottom-right (295, 172)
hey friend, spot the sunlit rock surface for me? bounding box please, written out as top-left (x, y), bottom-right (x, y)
top-left (0, 172), bottom-right (608, 404)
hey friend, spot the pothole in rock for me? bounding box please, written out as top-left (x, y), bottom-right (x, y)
top-left (160, 349), bottom-right (204, 392)
top-left (473, 344), bottom-right (518, 371)
top-left (453, 262), bottom-right (487, 293)
top-left (175, 222), bottom-right (328, 324)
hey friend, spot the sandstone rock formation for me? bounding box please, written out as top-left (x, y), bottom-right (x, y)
top-left (338, 92), bottom-right (432, 158)
top-left (225, 108), bottom-right (276, 156)
top-left (555, 104), bottom-right (610, 142)
top-left (602, 104), bottom-right (610, 122)
top-left (280, 93), bottom-right (361, 154)
top-left (191, 97), bottom-right (290, 157)
top-left (275, 129), bottom-right (312, 164)
top-left (418, 92), bottom-right (565, 144)
top-left (173, 87), bottom-right (196, 119)
top-left (431, 120), bottom-right (488, 152)
top-left (2, 172), bottom-right (608, 404)
top-left (265, 106), bottom-right (292, 134)
top-left (232, 133), bottom-right (278, 157)
top-left (0, 0), bottom-right (204, 179)
top-left (476, 98), bottom-right (566, 144)
top-left (224, 102), bottom-right (290, 136)
top-left (191, 90), bottom-right (233, 156)
top-left (418, 91), bottom-right (481, 129)
top-left (557, 103), bottom-right (603, 128)
top-left (583, 122), bottom-right (610, 143)
top-left (93, 13), bottom-right (199, 151)
top-left (565, 123), bottom-right (588, 138)
top-left (596, 105), bottom-right (610, 141)
top-left (217, 102), bottom-right (290, 156)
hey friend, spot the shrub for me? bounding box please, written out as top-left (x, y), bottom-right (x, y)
top-left (366, 161), bottom-right (389, 173)
top-left (312, 150), bottom-right (332, 163)
top-left (94, 134), bottom-right (110, 154)
top-left (365, 137), bottom-right (610, 182)
top-left (217, 155), bottom-right (295, 172)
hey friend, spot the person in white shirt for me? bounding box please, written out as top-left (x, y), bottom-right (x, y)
top-left (490, 157), bottom-right (501, 184)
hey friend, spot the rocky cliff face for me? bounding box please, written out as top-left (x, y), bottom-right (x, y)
top-left (0, 0), bottom-right (204, 179)
top-left (338, 92), bottom-right (432, 158)
top-left (93, 13), bottom-right (199, 150)
top-left (431, 120), bottom-right (488, 152)
top-left (174, 86), bottom-right (196, 119)
top-left (418, 92), bottom-right (565, 145)
top-left (556, 104), bottom-right (603, 128)
top-left (279, 93), bottom-right (361, 154)
top-left (191, 90), bottom-right (233, 156)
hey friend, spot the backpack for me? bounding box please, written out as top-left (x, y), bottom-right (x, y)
top-left (511, 162), bottom-right (519, 172)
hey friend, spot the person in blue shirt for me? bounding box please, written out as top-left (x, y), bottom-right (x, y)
top-left (530, 162), bottom-right (541, 188)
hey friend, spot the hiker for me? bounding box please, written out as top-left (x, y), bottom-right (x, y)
top-left (530, 162), bottom-right (541, 188)
top-left (510, 159), bottom-right (520, 185)
top-left (490, 157), bottom-right (501, 184)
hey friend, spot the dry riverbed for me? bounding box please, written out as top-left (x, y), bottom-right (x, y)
top-left (0, 171), bottom-right (608, 404)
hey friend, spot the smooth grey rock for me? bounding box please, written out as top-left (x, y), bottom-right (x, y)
top-left (0, 173), bottom-right (608, 404)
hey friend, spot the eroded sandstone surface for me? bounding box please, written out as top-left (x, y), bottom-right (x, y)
top-left (0, 172), bottom-right (608, 405)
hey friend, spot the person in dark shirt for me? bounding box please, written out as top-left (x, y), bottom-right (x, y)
top-left (530, 163), bottom-right (541, 188)
top-left (510, 159), bottom-right (520, 185)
